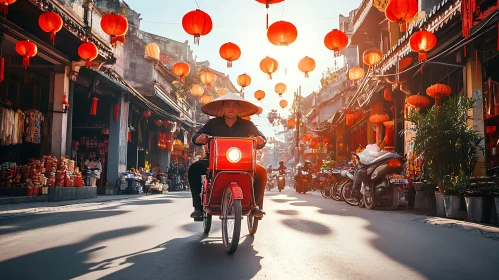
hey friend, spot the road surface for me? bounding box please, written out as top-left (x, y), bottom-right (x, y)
top-left (1, 189), bottom-right (498, 279)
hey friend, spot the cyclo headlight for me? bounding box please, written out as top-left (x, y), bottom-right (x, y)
top-left (226, 147), bottom-right (242, 163)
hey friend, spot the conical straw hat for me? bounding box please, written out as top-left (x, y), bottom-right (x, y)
top-left (201, 92), bottom-right (259, 117)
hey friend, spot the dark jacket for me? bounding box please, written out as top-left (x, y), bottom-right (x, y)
top-left (192, 117), bottom-right (267, 149)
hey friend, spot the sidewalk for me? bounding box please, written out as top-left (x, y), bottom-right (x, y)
top-left (0, 194), bottom-right (150, 218)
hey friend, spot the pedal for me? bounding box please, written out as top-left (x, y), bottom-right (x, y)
top-left (194, 217), bottom-right (203, 222)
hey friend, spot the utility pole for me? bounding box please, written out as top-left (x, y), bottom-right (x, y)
top-left (295, 86), bottom-right (302, 164)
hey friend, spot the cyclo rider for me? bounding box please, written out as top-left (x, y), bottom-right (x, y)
top-left (188, 92), bottom-right (267, 220)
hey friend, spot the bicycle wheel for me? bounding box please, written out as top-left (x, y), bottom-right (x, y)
top-left (221, 188), bottom-right (242, 254)
top-left (330, 181), bottom-right (343, 201)
top-left (341, 182), bottom-right (359, 206)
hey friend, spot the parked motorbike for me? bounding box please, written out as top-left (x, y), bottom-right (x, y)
top-left (197, 136), bottom-right (261, 254)
top-left (357, 153), bottom-right (407, 210)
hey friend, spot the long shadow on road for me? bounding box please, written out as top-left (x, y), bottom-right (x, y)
top-left (279, 190), bottom-right (499, 279)
top-left (0, 226), bottom-right (151, 280)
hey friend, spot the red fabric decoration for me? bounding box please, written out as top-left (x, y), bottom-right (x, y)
top-left (384, 125), bottom-right (394, 146)
top-left (101, 14), bottom-right (129, 47)
top-left (78, 42), bottom-right (98, 68)
top-left (39, 12), bottom-right (63, 46)
top-left (406, 95), bottom-right (430, 109)
top-left (461, 0), bottom-right (476, 39)
top-left (219, 42), bottom-right (241, 68)
top-left (128, 131), bottom-right (131, 143)
top-left (409, 30), bottom-right (437, 62)
top-left (114, 104), bottom-right (120, 121)
top-left (324, 29), bottom-right (348, 57)
top-left (384, 86), bottom-right (392, 101)
top-left (182, 9), bottom-right (213, 45)
top-left (255, 0), bottom-right (284, 29)
top-left (90, 97), bottom-right (99, 116)
top-left (267, 21), bottom-right (298, 46)
top-left (15, 40), bottom-right (37, 69)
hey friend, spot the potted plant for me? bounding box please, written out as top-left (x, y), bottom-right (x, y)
top-left (406, 96), bottom-right (483, 219)
top-left (444, 174), bottom-right (468, 219)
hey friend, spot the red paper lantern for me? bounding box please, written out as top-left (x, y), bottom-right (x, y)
top-left (369, 114), bottom-right (389, 124)
top-left (301, 136), bottom-right (308, 143)
top-left (200, 71), bottom-right (217, 87)
top-left (257, 106), bottom-right (263, 115)
top-left (15, 40), bottom-right (37, 69)
top-left (363, 48), bottom-right (383, 67)
top-left (191, 84), bottom-right (204, 97)
top-left (279, 99), bottom-right (288, 109)
top-left (254, 90), bottom-right (265, 101)
top-left (298, 56), bottom-right (316, 78)
top-left (348, 67), bottom-right (365, 83)
top-left (399, 57), bottom-right (413, 71)
top-left (310, 138), bottom-right (319, 148)
top-left (260, 56), bottom-right (278, 79)
top-left (201, 94), bottom-right (212, 105)
top-left (324, 29), bottom-right (348, 57)
top-left (219, 42), bottom-right (241, 67)
top-left (406, 95), bottom-right (430, 109)
top-left (90, 97), bottom-right (99, 116)
top-left (426, 84), bottom-right (452, 106)
top-left (384, 86), bottom-right (392, 101)
top-left (154, 120), bottom-right (164, 127)
top-left (275, 83), bottom-right (287, 97)
top-left (288, 119), bottom-right (296, 127)
top-left (255, 0), bottom-right (284, 29)
top-left (305, 133), bottom-right (313, 140)
top-left (0, 0), bottom-right (16, 15)
top-left (267, 21), bottom-right (298, 46)
top-left (101, 13), bottom-right (128, 46)
top-left (385, 0), bottom-right (418, 32)
top-left (172, 62), bottom-right (190, 82)
top-left (182, 9), bottom-right (213, 45)
top-left (143, 110), bottom-right (152, 118)
top-left (383, 121), bottom-right (395, 146)
top-left (114, 104), bottom-right (120, 121)
top-left (78, 42), bottom-right (99, 67)
top-left (237, 73), bottom-right (252, 91)
top-left (322, 137), bottom-right (329, 143)
top-left (409, 30), bottom-right (437, 62)
top-left (39, 12), bottom-right (63, 45)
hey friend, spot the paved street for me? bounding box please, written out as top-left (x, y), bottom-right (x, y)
top-left (1, 189), bottom-right (499, 280)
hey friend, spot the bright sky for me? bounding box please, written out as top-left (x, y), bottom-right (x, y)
top-left (126, 0), bottom-right (361, 136)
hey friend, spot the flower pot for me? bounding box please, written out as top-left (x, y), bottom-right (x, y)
top-left (465, 196), bottom-right (484, 223)
top-left (435, 191), bottom-right (446, 217)
top-left (415, 190), bottom-right (436, 211)
top-left (443, 194), bottom-right (466, 220)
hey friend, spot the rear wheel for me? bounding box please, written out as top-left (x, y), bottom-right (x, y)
top-left (341, 182), bottom-right (359, 206)
top-left (330, 181), bottom-right (343, 201)
top-left (363, 183), bottom-right (376, 210)
top-left (386, 185), bottom-right (401, 211)
top-left (320, 184), bottom-right (330, 198)
top-left (222, 188), bottom-right (242, 254)
top-left (247, 211), bottom-right (259, 235)
top-left (203, 213), bottom-right (212, 234)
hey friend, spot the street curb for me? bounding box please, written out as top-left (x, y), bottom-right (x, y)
top-left (0, 194), bottom-right (152, 218)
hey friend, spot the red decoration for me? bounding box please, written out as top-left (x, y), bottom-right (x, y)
top-left (399, 57), bottom-right (413, 71)
top-left (39, 12), bottom-right (63, 45)
top-left (298, 56), bottom-right (316, 78)
top-left (172, 62), bottom-right (191, 82)
top-left (461, 0), bottom-right (476, 39)
top-left (257, 107), bottom-right (263, 115)
top-left (15, 40), bottom-right (37, 69)
top-left (260, 56), bottom-right (278, 79)
top-left (384, 86), bottom-right (392, 101)
top-left (267, 21), bottom-right (298, 46)
top-left (219, 42), bottom-right (241, 67)
top-left (200, 71), bottom-right (217, 87)
top-left (0, 57), bottom-right (4, 84)
top-left (154, 120), bottom-right (163, 127)
top-left (143, 110), bottom-right (152, 118)
top-left (288, 119), bottom-right (296, 127)
top-left (385, 0), bottom-right (418, 32)
top-left (237, 73), bottom-right (252, 91)
top-left (426, 84), bottom-right (452, 107)
top-left (322, 137), bottom-right (329, 144)
top-left (0, 0), bottom-right (16, 15)
top-left (114, 104), bottom-right (120, 121)
top-left (90, 97), bottom-right (99, 116)
top-left (310, 138), bottom-right (319, 149)
top-left (409, 30), bottom-right (437, 62)
top-left (305, 133), bottom-right (313, 140)
top-left (406, 95), bottom-right (430, 109)
top-left (255, 0), bottom-right (284, 29)
top-left (324, 29), bottom-right (348, 57)
top-left (78, 42), bottom-right (98, 67)
top-left (279, 99), bottom-right (288, 109)
top-left (383, 121), bottom-right (395, 146)
top-left (182, 9), bottom-right (213, 45)
top-left (101, 14), bottom-right (129, 46)
top-left (363, 48), bottom-right (383, 67)
top-left (348, 67), bottom-right (365, 83)
top-left (275, 83), bottom-right (287, 97)
top-left (369, 114), bottom-right (389, 124)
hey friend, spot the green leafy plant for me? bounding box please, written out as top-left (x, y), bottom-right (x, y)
top-left (320, 158), bottom-right (336, 171)
top-left (406, 96), bottom-right (484, 192)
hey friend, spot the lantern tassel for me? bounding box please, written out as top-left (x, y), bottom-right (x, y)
top-left (194, 36), bottom-right (200, 45)
top-left (227, 61), bottom-right (232, 68)
top-left (266, 7), bottom-right (269, 30)
top-left (268, 73), bottom-right (272, 80)
top-left (90, 97), bottom-right (99, 116)
top-left (464, 45), bottom-right (467, 57)
top-left (400, 22), bottom-right (407, 32)
top-left (23, 57), bottom-right (30, 69)
top-left (110, 36), bottom-right (117, 48)
top-left (50, 33), bottom-right (56, 46)
top-left (1, 4), bottom-right (8, 16)
top-left (86, 59), bottom-right (92, 68)
top-left (305, 72), bottom-right (309, 78)
top-left (0, 58), bottom-right (4, 84)
top-left (180, 76), bottom-right (185, 82)
top-left (418, 52), bottom-right (426, 62)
